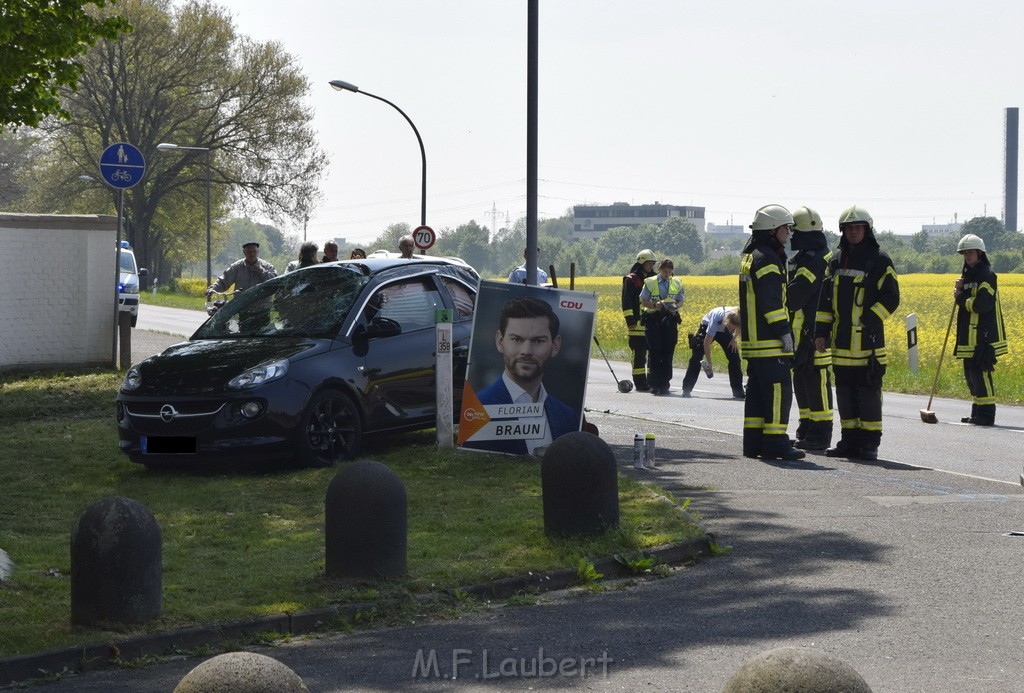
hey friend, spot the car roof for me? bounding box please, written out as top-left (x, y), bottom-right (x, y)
top-left (321, 255), bottom-right (479, 277)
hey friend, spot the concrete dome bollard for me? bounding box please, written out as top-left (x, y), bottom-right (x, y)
top-left (70, 496), bottom-right (161, 626)
top-left (722, 646), bottom-right (873, 693)
top-left (71, 495), bottom-right (159, 622)
top-left (325, 460), bottom-right (407, 579)
top-left (541, 431), bottom-right (619, 537)
top-left (174, 651), bottom-right (308, 692)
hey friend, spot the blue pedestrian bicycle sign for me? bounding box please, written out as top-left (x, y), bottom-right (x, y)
top-left (99, 142), bottom-right (145, 189)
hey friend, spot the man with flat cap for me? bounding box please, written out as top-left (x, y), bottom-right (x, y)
top-left (208, 241), bottom-right (277, 296)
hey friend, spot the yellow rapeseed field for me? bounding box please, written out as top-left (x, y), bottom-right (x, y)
top-left (573, 274), bottom-right (1022, 404)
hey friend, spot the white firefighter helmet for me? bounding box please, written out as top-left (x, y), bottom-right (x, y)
top-left (792, 206), bottom-right (823, 232)
top-left (838, 205), bottom-right (873, 230)
top-left (957, 234), bottom-right (986, 254)
top-left (749, 204), bottom-right (794, 232)
top-left (636, 248), bottom-right (657, 263)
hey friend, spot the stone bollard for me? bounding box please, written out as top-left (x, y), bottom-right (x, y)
top-left (541, 431), bottom-right (619, 537)
top-left (722, 646), bottom-right (873, 692)
top-left (174, 652), bottom-right (308, 692)
top-left (325, 460), bottom-right (407, 579)
top-left (0, 548), bottom-right (13, 582)
top-left (70, 496), bottom-right (161, 626)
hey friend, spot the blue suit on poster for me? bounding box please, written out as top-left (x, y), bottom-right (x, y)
top-left (465, 377), bottom-right (579, 455)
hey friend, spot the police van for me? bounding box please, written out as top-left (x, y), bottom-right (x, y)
top-left (117, 241), bottom-right (148, 327)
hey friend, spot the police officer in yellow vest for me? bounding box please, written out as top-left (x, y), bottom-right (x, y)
top-left (639, 258), bottom-right (684, 395)
top-left (739, 204), bottom-right (804, 461)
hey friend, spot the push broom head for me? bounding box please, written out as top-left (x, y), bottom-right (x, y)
top-left (920, 408), bottom-right (938, 424)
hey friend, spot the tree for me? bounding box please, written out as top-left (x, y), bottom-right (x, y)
top-left (0, 0), bottom-right (131, 129)
top-left (368, 222), bottom-right (411, 254)
top-left (490, 225), bottom-right (526, 276)
top-left (659, 217), bottom-right (704, 263)
top-left (29, 0), bottom-right (326, 277)
top-left (595, 226), bottom-right (645, 261)
top-left (538, 211), bottom-right (574, 242)
top-left (960, 216), bottom-right (1017, 253)
top-left (435, 220), bottom-right (490, 270)
top-left (910, 229), bottom-right (931, 254)
top-left (0, 129), bottom-right (42, 207)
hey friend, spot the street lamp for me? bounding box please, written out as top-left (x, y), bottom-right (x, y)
top-left (329, 79), bottom-right (427, 229)
top-left (157, 142), bottom-right (212, 287)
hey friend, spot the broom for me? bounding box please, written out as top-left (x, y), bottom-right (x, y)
top-left (920, 301), bottom-right (957, 424)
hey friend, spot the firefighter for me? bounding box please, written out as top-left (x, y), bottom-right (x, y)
top-left (814, 205), bottom-right (900, 461)
top-left (787, 206), bottom-right (834, 450)
top-left (622, 249), bottom-right (657, 391)
top-left (739, 204), bottom-right (804, 461)
top-left (953, 233), bottom-right (1007, 426)
top-left (640, 258), bottom-right (684, 395)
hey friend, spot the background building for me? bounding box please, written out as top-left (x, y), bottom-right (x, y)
top-left (921, 223), bottom-right (962, 236)
top-left (572, 202), bottom-right (705, 241)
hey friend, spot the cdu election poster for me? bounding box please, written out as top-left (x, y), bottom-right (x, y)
top-left (458, 280), bottom-right (596, 455)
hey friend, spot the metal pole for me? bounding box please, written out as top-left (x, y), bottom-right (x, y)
top-left (113, 189), bottom-right (123, 368)
top-left (526, 0), bottom-right (539, 286)
top-left (205, 148), bottom-right (212, 287)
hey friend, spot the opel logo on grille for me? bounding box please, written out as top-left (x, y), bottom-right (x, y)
top-left (160, 404), bottom-right (179, 422)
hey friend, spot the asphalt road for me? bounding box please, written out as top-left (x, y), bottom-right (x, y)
top-left (135, 303), bottom-right (1024, 485)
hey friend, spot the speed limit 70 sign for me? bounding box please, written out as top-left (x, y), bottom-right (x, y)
top-left (413, 225), bottom-right (435, 250)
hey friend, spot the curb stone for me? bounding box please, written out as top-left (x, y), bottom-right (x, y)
top-left (0, 536), bottom-right (713, 688)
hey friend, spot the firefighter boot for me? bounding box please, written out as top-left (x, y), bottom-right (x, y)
top-left (961, 403), bottom-right (979, 425)
top-left (825, 429), bottom-right (861, 459)
top-left (743, 429), bottom-right (763, 459)
top-left (972, 404), bottom-right (995, 426)
top-left (797, 421), bottom-right (832, 451)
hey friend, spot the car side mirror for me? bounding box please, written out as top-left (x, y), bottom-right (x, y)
top-left (354, 317), bottom-right (402, 343)
top-left (139, 268), bottom-right (149, 276)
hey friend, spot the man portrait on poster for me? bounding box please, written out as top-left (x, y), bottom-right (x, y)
top-left (461, 289), bottom-right (590, 455)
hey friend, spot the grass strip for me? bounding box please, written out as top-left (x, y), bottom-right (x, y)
top-left (0, 367), bottom-right (702, 657)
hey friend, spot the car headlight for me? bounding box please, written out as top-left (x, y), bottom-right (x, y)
top-left (124, 283), bottom-right (139, 294)
top-left (227, 359), bottom-right (289, 390)
top-left (122, 366), bottom-right (142, 391)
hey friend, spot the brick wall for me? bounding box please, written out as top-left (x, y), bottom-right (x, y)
top-left (0, 213), bottom-right (118, 370)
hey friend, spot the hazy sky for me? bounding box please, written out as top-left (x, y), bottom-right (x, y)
top-left (214, 0), bottom-right (1023, 245)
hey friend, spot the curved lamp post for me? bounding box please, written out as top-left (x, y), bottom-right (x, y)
top-left (329, 79), bottom-right (427, 228)
top-left (157, 142), bottom-right (212, 287)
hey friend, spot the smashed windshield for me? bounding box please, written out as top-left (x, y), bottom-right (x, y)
top-left (193, 265), bottom-right (368, 339)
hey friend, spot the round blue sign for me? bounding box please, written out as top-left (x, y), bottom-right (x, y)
top-left (99, 142), bottom-right (146, 189)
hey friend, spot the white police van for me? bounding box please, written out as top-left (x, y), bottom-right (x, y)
top-left (117, 241), bottom-right (148, 327)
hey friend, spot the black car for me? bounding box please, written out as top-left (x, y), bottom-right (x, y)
top-left (116, 257), bottom-right (479, 468)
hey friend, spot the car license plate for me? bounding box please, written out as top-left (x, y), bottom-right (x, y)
top-left (141, 436), bottom-right (198, 454)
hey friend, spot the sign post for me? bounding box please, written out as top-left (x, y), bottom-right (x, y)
top-left (99, 142), bottom-right (146, 368)
top-left (413, 225), bottom-right (435, 255)
top-left (906, 313), bottom-right (918, 375)
top-left (435, 308), bottom-right (454, 449)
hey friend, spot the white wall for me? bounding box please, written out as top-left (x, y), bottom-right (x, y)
top-left (0, 213), bottom-right (117, 370)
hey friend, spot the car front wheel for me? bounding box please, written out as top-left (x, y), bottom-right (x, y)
top-left (295, 389), bottom-right (362, 467)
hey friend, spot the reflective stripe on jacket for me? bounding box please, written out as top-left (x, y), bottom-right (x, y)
top-left (815, 246), bottom-right (900, 367)
top-left (641, 276), bottom-right (683, 314)
top-left (954, 261), bottom-right (1008, 359)
top-left (739, 239), bottom-right (790, 359)
top-left (788, 249), bottom-right (832, 367)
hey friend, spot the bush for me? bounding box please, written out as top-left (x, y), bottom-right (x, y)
top-left (173, 277), bottom-right (209, 297)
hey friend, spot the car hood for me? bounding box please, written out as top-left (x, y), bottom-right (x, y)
top-left (132, 338), bottom-right (327, 395)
